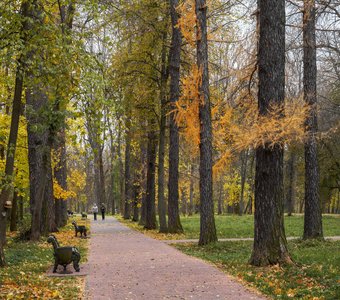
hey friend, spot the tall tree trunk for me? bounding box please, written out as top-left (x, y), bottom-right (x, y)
top-left (124, 120), bottom-right (132, 219)
top-left (250, 0), bottom-right (291, 266)
top-left (158, 29), bottom-right (169, 233)
top-left (188, 163), bottom-right (195, 216)
top-left (10, 192), bottom-right (18, 232)
top-left (54, 1), bottom-right (75, 227)
top-left (116, 119), bottom-right (124, 214)
top-left (196, 0), bottom-right (217, 245)
top-left (0, 63), bottom-right (24, 266)
top-left (286, 151), bottom-right (296, 216)
top-left (27, 85), bottom-right (53, 241)
top-left (217, 179), bottom-right (223, 215)
top-left (42, 149), bottom-right (57, 234)
top-left (0, 0), bottom-right (32, 266)
top-left (145, 122), bottom-right (158, 230)
top-left (18, 195), bottom-right (24, 221)
top-left (139, 143), bottom-right (148, 226)
top-left (239, 150), bottom-right (248, 216)
top-left (303, 0), bottom-right (323, 239)
top-left (168, 0), bottom-right (183, 234)
top-left (54, 127), bottom-right (68, 227)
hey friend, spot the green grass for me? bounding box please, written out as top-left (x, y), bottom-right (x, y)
top-left (0, 217), bottom-right (88, 299)
top-left (180, 214), bottom-right (340, 239)
top-left (118, 214), bottom-right (340, 241)
top-left (175, 239), bottom-right (340, 299)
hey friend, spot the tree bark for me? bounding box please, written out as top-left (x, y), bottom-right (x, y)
top-left (196, 0), bottom-right (217, 245)
top-left (168, 0), bottom-right (183, 234)
top-left (250, 0), bottom-right (291, 266)
top-left (239, 150), bottom-right (248, 216)
top-left (303, 0), bottom-right (323, 239)
top-left (286, 151), bottom-right (296, 216)
top-left (145, 121), bottom-right (158, 230)
top-left (217, 179), bottom-right (223, 215)
top-left (27, 85), bottom-right (54, 241)
top-left (54, 127), bottom-right (68, 228)
top-left (158, 28), bottom-right (169, 233)
top-left (188, 163), bottom-right (195, 216)
top-left (124, 120), bottom-right (132, 219)
top-left (10, 192), bottom-right (18, 232)
top-left (54, 1), bottom-right (75, 228)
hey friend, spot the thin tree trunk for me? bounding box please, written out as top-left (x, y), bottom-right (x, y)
top-left (0, 60), bottom-right (25, 266)
top-left (139, 143), bottom-right (148, 226)
top-left (10, 192), bottom-right (18, 232)
top-left (250, 0), bottom-right (291, 266)
top-left (124, 121), bottom-right (132, 219)
top-left (145, 122), bottom-right (158, 230)
top-left (158, 28), bottom-right (169, 233)
top-left (19, 195), bottom-right (24, 221)
top-left (239, 150), bottom-right (248, 216)
top-left (196, 0), bottom-right (217, 245)
top-left (217, 179), bottom-right (223, 215)
top-left (168, 0), bottom-right (183, 234)
top-left (54, 127), bottom-right (68, 228)
top-left (286, 151), bottom-right (296, 216)
top-left (303, 0), bottom-right (323, 239)
top-left (188, 163), bottom-right (195, 216)
top-left (117, 119), bottom-right (124, 214)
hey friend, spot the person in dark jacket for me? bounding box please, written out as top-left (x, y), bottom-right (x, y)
top-left (101, 203), bottom-right (106, 220)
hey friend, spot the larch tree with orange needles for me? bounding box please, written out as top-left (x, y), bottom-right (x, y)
top-left (249, 0), bottom-right (292, 266)
top-left (195, 0), bottom-right (217, 245)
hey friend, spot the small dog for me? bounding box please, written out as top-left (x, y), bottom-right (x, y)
top-left (81, 212), bottom-right (87, 219)
top-left (72, 221), bottom-right (87, 237)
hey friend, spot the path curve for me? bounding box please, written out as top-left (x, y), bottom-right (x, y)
top-left (85, 216), bottom-right (265, 300)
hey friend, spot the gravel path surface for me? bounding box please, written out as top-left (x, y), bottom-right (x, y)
top-left (85, 217), bottom-right (265, 300)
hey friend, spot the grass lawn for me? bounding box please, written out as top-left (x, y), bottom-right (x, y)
top-left (0, 216), bottom-right (89, 299)
top-left (118, 214), bottom-right (340, 240)
top-left (175, 239), bottom-right (340, 300)
top-left (181, 214), bottom-right (340, 239)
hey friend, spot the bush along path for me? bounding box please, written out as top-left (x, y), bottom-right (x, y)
top-left (85, 216), bottom-right (265, 300)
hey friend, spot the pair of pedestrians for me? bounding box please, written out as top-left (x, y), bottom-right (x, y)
top-left (92, 203), bottom-right (106, 221)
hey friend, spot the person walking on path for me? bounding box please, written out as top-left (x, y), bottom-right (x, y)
top-left (101, 203), bottom-right (106, 220)
top-left (92, 203), bottom-right (98, 221)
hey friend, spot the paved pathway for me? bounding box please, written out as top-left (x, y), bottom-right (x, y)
top-left (85, 217), bottom-right (265, 300)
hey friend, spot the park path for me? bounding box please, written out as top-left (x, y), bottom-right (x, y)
top-left (85, 216), bottom-right (265, 300)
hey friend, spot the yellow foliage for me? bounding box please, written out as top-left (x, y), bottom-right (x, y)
top-left (0, 114), bottom-right (29, 197)
top-left (175, 65), bottom-right (202, 155)
top-left (53, 179), bottom-right (76, 200)
top-left (177, 0), bottom-right (197, 46)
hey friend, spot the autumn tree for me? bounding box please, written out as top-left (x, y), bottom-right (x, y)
top-left (195, 0), bottom-right (217, 245)
top-left (168, 0), bottom-right (183, 234)
top-left (250, 0), bottom-right (292, 266)
top-left (0, 0), bottom-right (32, 266)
